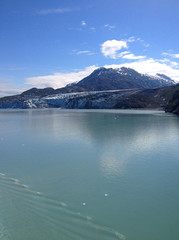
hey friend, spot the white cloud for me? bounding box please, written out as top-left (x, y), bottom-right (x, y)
top-left (162, 52), bottom-right (179, 59)
top-left (122, 53), bottom-right (146, 60)
top-left (104, 24), bottom-right (116, 30)
top-left (89, 27), bottom-right (96, 32)
top-left (127, 36), bottom-right (150, 47)
top-left (36, 8), bottom-right (75, 15)
top-left (118, 51), bottom-right (130, 57)
top-left (160, 58), bottom-right (179, 68)
top-left (72, 50), bottom-right (95, 55)
top-left (76, 50), bottom-right (91, 55)
top-left (25, 65), bottom-right (98, 89)
top-left (25, 57), bottom-right (179, 92)
top-left (101, 38), bottom-right (146, 60)
top-left (77, 51), bottom-right (95, 56)
top-left (127, 36), bottom-right (136, 42)
top-left (104, 58), bottom-right (179, 82)
top-left (126, 36), bottom-right (144, 43)
top-left (0, 80), bottom-right (25, 97)
top-left (170, 61), bottom-right (179, 67)
top-left (101, 40), bottom-right (128, 59)
top-left (81, 20), bottom-right (86, 26)
top-left (143, 43), bottom-right (150, 48)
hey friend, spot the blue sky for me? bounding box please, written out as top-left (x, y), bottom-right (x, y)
top-left (0, 0), bottom-right (179, 96)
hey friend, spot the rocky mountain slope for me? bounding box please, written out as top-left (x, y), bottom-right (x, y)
top-left (0, 85), bottom-right (178, 113)
top-left (22, 86), bottom-right (176, 110)
top-left (165, 84), bottom-right (179, 115)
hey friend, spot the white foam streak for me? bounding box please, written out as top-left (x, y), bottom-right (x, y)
top-left (0, 173), bottom-right (126, 240)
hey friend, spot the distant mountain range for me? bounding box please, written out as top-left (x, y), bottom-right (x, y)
top-left (0, 67), bottom-right (178, 115)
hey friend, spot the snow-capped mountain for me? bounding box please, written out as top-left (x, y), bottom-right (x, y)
top-left (56, 67), bottom-right (175, 93)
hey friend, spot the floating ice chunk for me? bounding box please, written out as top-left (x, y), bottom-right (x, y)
top-left (82, 202), bottom-right (86, 206)
top-left (104, 193), bottom-right (108, 197)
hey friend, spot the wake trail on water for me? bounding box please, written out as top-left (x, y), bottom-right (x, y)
top-left (0, 173), bottom-right (126, 240)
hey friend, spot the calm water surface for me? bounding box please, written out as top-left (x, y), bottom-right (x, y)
top-left (0, 109), bottom-right (179, 240)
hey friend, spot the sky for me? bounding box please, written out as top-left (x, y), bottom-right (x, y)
top-left (0, 0), bottom-right (179, 97)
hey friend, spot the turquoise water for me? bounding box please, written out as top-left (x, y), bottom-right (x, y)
top-left (0, 109), bottom-right (179, 240)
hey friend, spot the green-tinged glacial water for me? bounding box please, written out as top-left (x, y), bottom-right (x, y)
top-left (0, 109), bottom-right (179, 240)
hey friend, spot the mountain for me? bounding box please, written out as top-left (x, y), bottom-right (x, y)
top-left (77, 67), bottom-right (175, 89)
top-left (56, 67), bottom-right (175, 93)
top-left (21, 87), bottom-right (56, 97)
top-left (0, 67), bottom-right (177, 113)
top-left (0, 87), bottom-right (57, 109)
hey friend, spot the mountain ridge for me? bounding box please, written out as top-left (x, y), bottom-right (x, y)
top-left (55, 67), bottom-right (175, 93)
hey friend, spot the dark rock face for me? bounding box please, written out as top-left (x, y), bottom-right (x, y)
top-left (21, 87), bottom-right (56, 97)
top-left (165, 84), bottom-right (179, 115)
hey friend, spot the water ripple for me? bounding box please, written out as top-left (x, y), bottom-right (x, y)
top-left (0, 173), bottom-right (126, 240)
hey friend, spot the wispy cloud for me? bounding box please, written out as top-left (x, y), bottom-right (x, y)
top-left (122, 53), bottom-right (146, 60)
top-left (162, 52), bottom-right (179, 58)
top-left (73, 49), bottom-right (95, 56)
top-left (159, 58), bottom-right (179, 68)
top-left (104, 24), bottom-right (116, 30)
top-left (77, 51), bottom-right (95, 56)
top-left (25, 66), bottom-right (97, 89)
top-left (70, 23), bottom-right (96, 32)
top-left (127, 36), bottom-right (150, 47)
top-left (89, 27), bottom-right (96, 32)
top-left (127, 36), bottom-right (136, 42)
top-left (36, 7), bottom-right (79, 15)
top-left (143, 43), bottom-right (150, 48)
top-left (0, 67), bottom-right (26, 71)
top-left (0, 80), bottom-right (25, 97)
top-left (81, 20), bottom-right (87, 26)
top-left (118, 51), bottom-right (130, 57)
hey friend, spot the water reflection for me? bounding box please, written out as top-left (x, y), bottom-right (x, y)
top-left (31, 110), bottom-right (179, 179)
top-left (100, 151), bottom-right (128, 178)
top-left (0, 109), bottom-right (179, 240)
top-left (1, 109), bottom-right (179, 181)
